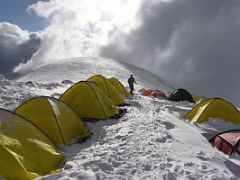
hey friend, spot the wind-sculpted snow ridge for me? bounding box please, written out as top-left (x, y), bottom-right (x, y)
top-left (41, 94), bottom-right (238, 180)
top-left (15, 57), bottom-right (172, 92)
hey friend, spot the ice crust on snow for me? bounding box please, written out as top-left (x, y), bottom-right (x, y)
top-left (0, 57), bottom-right (239, 179)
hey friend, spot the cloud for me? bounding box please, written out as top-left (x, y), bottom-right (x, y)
top-left (0, 22), bottom-right (41, 74)
top-left (100, 0), bottom-right (240, 105)
top-left (14, 0), bottom-right (141, 72)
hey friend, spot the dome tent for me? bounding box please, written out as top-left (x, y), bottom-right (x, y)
top-left (185, 98), bottom-right (240, 124)
top-left (142, 89), bottom-right (167, 99)
top-left (108, 77), bottom-right (132, 97)
top-left (192, 95), bottom-right (208, 104)
top-left (0, 108), bottom-right (65, 180)
top-left (168, 88), bottom-right (195, 103)
top-left (88, 75), bottom-right (128, 106)
top-left (60, 81), bottom-right (122, 120)
top-left (210, 130), bottom-right (240, 157)
top-left (15, 96), bottom-right (91, 148)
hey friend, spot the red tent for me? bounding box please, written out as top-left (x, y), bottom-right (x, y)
top-left (143, 89), bottom-right (154, 96)
top-left (210, 130), bottom-right (240, 156)
top-left (151, 90), bottom-right (167, 98)
top-left (142, 89), bottom-right (167, 99)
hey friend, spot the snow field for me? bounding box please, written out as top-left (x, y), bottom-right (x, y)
top-left (0, 76), bottom-right (68, 110)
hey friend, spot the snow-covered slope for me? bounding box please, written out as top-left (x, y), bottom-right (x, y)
top-left (0, 57), bottom-right (239, 179)
top-left (15, 57), bottom-right (172, 92)
top-left (0, 75), bottom-right (67, 110)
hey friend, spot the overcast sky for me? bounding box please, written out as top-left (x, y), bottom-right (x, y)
top-left (101, 0), bottom-right (240, 105)
top-left (0, 0), bottom-right (240, 105)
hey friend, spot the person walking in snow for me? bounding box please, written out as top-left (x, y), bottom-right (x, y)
top-left (127, 74), bottom-right (137, 94)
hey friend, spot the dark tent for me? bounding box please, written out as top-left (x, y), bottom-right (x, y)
top-left (168, 88), bottom-right (195, 103)
top-left (210, 130), bottom-right (240, 157)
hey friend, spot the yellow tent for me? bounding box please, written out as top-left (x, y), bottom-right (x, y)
top-left (60, 81), bottom-right (120, 120)
top-left (108, 77), bottom-right (132, 97)
top-left (0, 108), bottom-right (65, 180)
top-left (185, 98), bottom-right (240, 124)
top-left (192, 95), bottom-right (207, 104)
top-left (15, 97), bottom-right (91, 148)
top-left (87, 75), bottom-right (128, 106)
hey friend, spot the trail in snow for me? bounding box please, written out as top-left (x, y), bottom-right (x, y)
top-left (41, 94), bottom-right (237, 180)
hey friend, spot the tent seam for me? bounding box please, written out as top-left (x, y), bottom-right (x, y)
top-left (86, 82), bottom-right (107, 119)
top-left (47, 98), bottom-right (67, 146)
top-left (13, 99), bottom-right (60, 149)
top-left (102, 76), bottom-right (111, 98)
